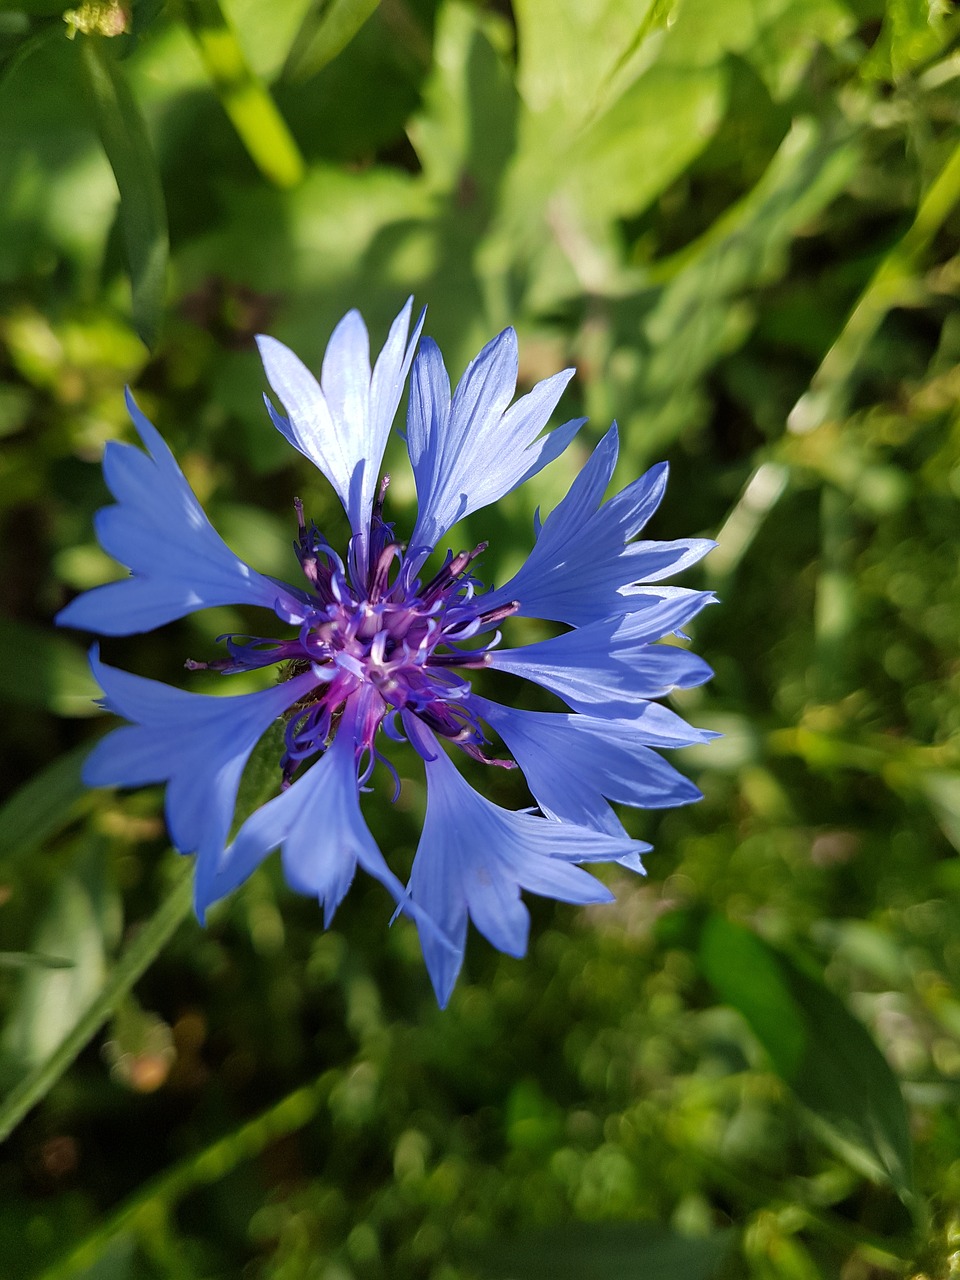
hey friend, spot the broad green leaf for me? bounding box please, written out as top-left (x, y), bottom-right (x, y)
top-left (76, 34), bottom-right (169, 348)
top-left (513, 0), bottom-right (666, 122)
top-left (0, 746), bottom-right (89, 862)
top-left (481, 1224), bottom-right (732, 1280)
top-left (0, 620), bottom-right (100, 717)
top-left (282, 0), bottom-right (380, 83)
top-left (696, 914), bottom-right (915, 1203)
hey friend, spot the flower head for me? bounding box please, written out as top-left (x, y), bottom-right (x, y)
top-left (58, 300), bottom-right (717, 1006)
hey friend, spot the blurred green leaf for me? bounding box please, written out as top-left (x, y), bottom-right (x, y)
top-left (67, 1232), bottom-right (136, 1280)
top-left (482, 1223), bottom-right (733, 1280)
top-left (513, 0), bottom-right (668, 124)
top-left (611, 116), bottom-right (858, 459)
top-left (862, 0), bottom-right (951, 81)
top-left (0, 746), bottom-right (89, 862)
top-left (0, 620), bottom-right (100, 717)
top-left (562, 62), bottom-right (727, 226)
top-left (696, 914), bottom-right (915, 1203)
top-left (76, 34), bottom-right (169, 348)
top-left (282, 0), bottom-right (379, 82)
top-left (919, 771), bottom-right (960, 854)
top-left (0, 860), bottom-right (192, 1143)
top-left (1, 868), bottom-right (109, 1071)
top-left (176, 0), bottom-right (305, 188)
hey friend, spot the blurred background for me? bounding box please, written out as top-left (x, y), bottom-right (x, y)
top-left (2, 0), bottom-right (960, 1275)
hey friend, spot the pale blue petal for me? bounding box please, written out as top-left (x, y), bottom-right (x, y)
top-left (219, 708), bottom-right (415, 928)
top-left (406, 332), bottom-right (582, 555)
top-left (256, 300), bottom-right (423, 552)
top-left (56, 391), bottom-right (305, 636)
top-left (476, 695), bottom-right (701, 836)
top-left (84, 648), bottom-right (315, 918)
top-left (408, 737), bottom-right (638, 1007)
top-left (482, 428), bottom-right (716, 626)
top-left (489, 604), bottom-right (714, 716)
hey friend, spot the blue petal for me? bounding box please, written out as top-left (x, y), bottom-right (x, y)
top-left (482, 426), bottom-right (716, 626)
top-left (476, 695), bottom-right (703, 835)
top-left (405, 332), bottom-right (583, 556)
top-left (489, 596), bottom-right (715, 716)
top-left (56, 390), bottom-right (305, 636)
top-left (217, 704), bottom-right (416, 928)
top-left (408, 735), bottom-right (641, 1007)
top-left (83, 648), bottom-right (315, 918)
top-left (256, 299), bottom-right (424, 556)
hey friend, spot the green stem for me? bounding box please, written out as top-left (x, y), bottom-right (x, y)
top-left (176, 0), bottom-right (305, 189)
top-left (0, 862), bottom-right (194, 1144)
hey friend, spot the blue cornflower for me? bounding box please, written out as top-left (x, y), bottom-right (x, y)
top-left (57, 300), bottom-right (717, 1006)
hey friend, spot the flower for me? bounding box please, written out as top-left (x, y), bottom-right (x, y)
top-left (57, 299), bottom-right (717, 1007)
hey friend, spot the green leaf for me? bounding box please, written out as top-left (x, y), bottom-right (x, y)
top-left (481, 1224), bottom-right (733, 1280)
top-left (176, 0), bottom-right (305, 188)
top-left (0, 620), bottom-right (100, 717)
top-left (231, 716), bottom-right (286, 837)
top-left (0, 860), bottom-right (193, 1143)
top-left (512, 0), bottom-right (668, 124)
top-left (68, 1232), bottom-right (136, 1280)
top-left (282, 0), bottom-right (380, 83)
top-left (1, 870), bottom-right (109, 1071)
top-left (920, 770), bottom-right (960, 854)
top-left (862, 0), bottom-right (951, 81)
top-left (76, 34), bottom-right (169, 348)
top-left (561, 61), bottom-right (727, 225)
top-left (0, 745), bottom-right (90, 862)
top-left (696, 914), bottom-right (915, 1203)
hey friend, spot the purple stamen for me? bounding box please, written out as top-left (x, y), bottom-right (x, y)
top-left (186, 500), bottom-right (513, 786)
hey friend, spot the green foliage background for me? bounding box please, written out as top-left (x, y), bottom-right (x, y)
top-left (1, 0), bottom-right (960, 1275)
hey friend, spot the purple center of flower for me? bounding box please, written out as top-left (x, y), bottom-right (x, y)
top-left (188, 483), bottom-right (518, 788)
